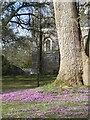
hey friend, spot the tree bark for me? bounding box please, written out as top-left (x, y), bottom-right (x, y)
top-left (53, 1), bottom-right (83, 86)
top-left (82, 29), bottom-right (90, 86)
top-left (85, 29), bottom-right (90, 57)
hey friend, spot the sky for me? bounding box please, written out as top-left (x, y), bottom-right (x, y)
top-left (2, 0), bottom-right (89, 38)
top-left (8, 2), bottom-right (52, 37)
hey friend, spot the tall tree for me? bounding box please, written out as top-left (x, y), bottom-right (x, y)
top-left (53, 1), bottom-right (89, 86)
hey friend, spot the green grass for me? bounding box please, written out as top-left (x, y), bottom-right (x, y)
top-left (1, 75), bottom-right (89, 119)
top-left (2, 100), bottom-right (88, 118)
top-left (2, 75), bottom-right (56, 92)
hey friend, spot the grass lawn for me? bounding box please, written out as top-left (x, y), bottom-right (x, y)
top-left (2, 75), bottom-right (56, 92)
top-left (1, 75), bottom-right (89, 119)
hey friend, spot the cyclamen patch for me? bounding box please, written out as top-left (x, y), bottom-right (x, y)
top-left (0, 87), bottom-right (89, 103)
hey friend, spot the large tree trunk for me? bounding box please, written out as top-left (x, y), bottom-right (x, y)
top-left (53, 1), bottom-right (83, 86)
top-left (82, 29), bottom-right (90, 86)
top-left (85, 29), bottom-right (90, 57)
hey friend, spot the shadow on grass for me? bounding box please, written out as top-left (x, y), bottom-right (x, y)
top-left (2, 75), bottom-right (56, 92)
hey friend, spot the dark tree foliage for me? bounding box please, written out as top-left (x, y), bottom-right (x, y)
top-left (2, 55), bottom-right (25, 75)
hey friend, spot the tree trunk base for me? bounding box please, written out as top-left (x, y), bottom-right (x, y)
top-left (54, 72), bottom-right (84, 87)
top-left (82, 57), bottom-right (90, 86)
top-left (82, 50), bottom-right (90, 86)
